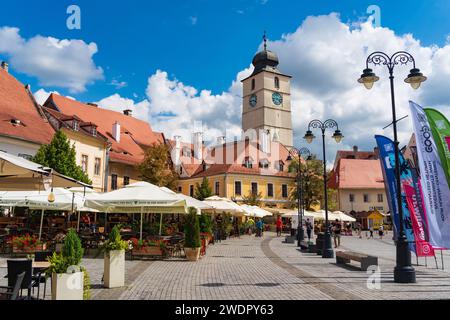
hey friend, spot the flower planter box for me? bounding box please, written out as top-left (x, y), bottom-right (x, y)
top-left (131, 246), bottom-right (166, 260)
top-left (12, 243), bottom-right (47, 254)
top-left (51, 272), bottom-right (84, 300)
top-left (104, 250), bottom-right (125, 288)
top-left (185, 247), bottom-right (201, 261)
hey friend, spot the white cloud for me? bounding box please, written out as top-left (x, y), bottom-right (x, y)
top-left (109, 79), bottom-right (128, 89)
top-left (34, 88), bottom-right (58, 105)
top-left (0, 26), bottom-right (103, 93)
top-left (69, 13), bottom-right (450, 164)
top-left (96, 94), bottom-right (150, 122)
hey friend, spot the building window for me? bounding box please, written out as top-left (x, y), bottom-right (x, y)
top-left (73, 120), bottom-right (79, 131)
top-left (123, 176), bottom-right (130, 186)
top-left (259, 159), bottom-right (269, 169)
top-left (243, 157), bottom-right (253, 169)
top-left (94, 158), bottom-right (101, 176)
top-left (349, 194), bottom-right (355, 202)
top-left (274, 77), bottom-right (280, 89)
top-left (111, 174), bottom-right (118, 191)
top-left (182, 147), bottom-right (192, 157)
top-left (377, 194), bottom-right (384, 203)
top-left (251, 182), bottom-right (258, 195)
top-left (189, 185), bottom-right (194, 197)
top-left (234, 181), bottom-right (242, 196)
top-left (178, 186), bottom-right (182, 193)
top-left (282, 184), bottom-right (288, 198)
top-left (364, 194), bottom-right (370, 203)
top-left (179, 166), bottom-right (183, 175)
top-left (251, 78), bottom-right (255, 90)
top-left (81, 155), bottom-right (88, 173)
top-left (215, 181), bottom-right (220, 196)
top-left (92, 127), bottom-right (97, 137)
top-left (267, 183), bottom-right (274, 198)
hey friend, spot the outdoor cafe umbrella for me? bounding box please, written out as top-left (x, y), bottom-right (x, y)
top-left (240, 205), bottom-right (273, 218)
top-left (84, 182), bottom-right (188, 240)
top-left (0, 188), bottom-right (87, 240)
top-left (0, 151), bottom-right (92, 191)
top-left (329, 211), bottom-right (356, 222)
top-left (202, 196), bottom-right (245, 216)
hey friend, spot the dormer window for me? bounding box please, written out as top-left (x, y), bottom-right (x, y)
top-left (275, 160), bottom-right (284, 172)
top-left (243, 157), bottom-right (253, 169)
top-left (10, 119), bottom-right (21, 126)
top-left (182, 147), bottom-right (192, 158)
top-left (259, 159), bottom-right (269, 169)
top-left (92, 127), bottom-right (97, 137)
top-left (73, 120), bottom-right (79, 131)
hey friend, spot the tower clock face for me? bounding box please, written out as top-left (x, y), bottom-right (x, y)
top-left (249, 94), bottom-right (257, 107)
top-left (272, 92), bottom-right (283, 105)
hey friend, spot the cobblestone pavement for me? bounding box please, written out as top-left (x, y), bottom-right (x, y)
top-left (1, 233), bottom-right (450, 300)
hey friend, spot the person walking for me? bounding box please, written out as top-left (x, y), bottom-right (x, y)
top-left (369, 226), bottom-right (374, 239)
top-left (276, 216), bottom-right (283, 237)
top-left (378, 225), bottom-right (384, 240)
top-left (256, 218), bottom-right (263, 237)
top-left (305, 218), bottom-right (313, 242)
top-left (215, 214), bottom-right (223, 243)
top-left (332, 219), bottom-right (342, 248)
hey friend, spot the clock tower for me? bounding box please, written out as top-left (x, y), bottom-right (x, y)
top-left (241, 34), bottom-right (293, 149)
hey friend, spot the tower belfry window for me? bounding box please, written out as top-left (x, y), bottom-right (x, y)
top-left (251, 79), bottom-right (255, 90)
top-left (274, 77), bottom-right (280, 89)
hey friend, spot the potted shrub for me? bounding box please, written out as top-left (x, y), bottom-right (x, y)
top-left (12, 234), bottom-right (46, 254)
top-left (48, 229), bottom-right (85, 300)
top-left (199, 213), bottom-right (212, 246)
top-left (100, 225), bottom-right (128, 288)
top-left (184, 207), bottom-right (201, 261)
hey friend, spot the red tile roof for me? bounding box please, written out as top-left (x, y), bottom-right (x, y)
top-left (330, 159), bottom-right (385, 189)
top-left (0, 69), bottom-right (54, 144)
top-left (171, 139), bottom-right (295, 179)
top-left (44, 93), bottom-right (163, 165)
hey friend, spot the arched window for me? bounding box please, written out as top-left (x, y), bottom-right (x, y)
top-left (251, 79), bottom-right (255, 90)
top-left (274, 77), bottom-right (280, 89)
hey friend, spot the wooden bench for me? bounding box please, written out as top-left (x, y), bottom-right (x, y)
top-left (336, 251), bottom-right (378, 271)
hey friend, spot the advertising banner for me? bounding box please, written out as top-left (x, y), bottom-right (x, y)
top-left (424, 108), bottom-right (450, 188)
top-left (409, 101), bottom-right (450, 249)
top-left (375, 135), bottom-right (416, 252)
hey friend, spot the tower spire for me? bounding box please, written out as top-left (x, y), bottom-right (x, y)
top-left (263, 31), bottom-right (267, 51)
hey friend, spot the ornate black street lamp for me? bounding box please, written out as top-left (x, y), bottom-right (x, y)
top-left (287, 147), bottom-right (312, 246)
top-left (358, 51), bottom-right (426, 283)
top-left (304, 120), bottom-right (343, 258)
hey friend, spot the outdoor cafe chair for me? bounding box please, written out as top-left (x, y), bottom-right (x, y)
top-left (6, 259), bottom-right (38, 300)
top-left (0, 271), bottom-right (26, 300)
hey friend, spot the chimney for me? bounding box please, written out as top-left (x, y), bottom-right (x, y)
top-left (1, 61), bottom-right (9, 73)
top-left (123, 109), bottom-right (132, 116)
top-left (193, 132), bottom-right (203, 161)
top-left (25, 84), bottom-right (31, 91)
top-left (353, 145), bottom-right (359, 153)
top-left (87, 103), bottom-right (98, 107)
top-left (172, 136), bottom-right (182, 166)
top-left (112, 121), bottom-right (121, 142)
top-left (216, 136), bottom-right (225, 145)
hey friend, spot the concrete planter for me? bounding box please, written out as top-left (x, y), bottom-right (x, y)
top-left (51, 272), bottom-right (84, 300)
top-left (184, 247), bottom-right (201, 261)
top-left (104, 250), bottom-right (125, 288)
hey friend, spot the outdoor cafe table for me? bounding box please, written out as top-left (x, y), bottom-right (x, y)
top-left (33, 261), bottom-right (50, 269)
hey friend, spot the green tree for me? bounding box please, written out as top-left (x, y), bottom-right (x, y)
top-left (289, 156), bottom-right (337, 211)
top-left (242, 191), bottom-right (262, 206)
top-left (33, 130), bottom-right (91, 184)
top-left (184, 207), bottom-right (201, 248)
top-left (194, 177), bottom-right (213, 200)
top-left (138, 143), bottom-right (179, 189)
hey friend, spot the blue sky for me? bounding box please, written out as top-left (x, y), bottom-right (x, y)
top-left (1, 0), bottom-right (450, 101)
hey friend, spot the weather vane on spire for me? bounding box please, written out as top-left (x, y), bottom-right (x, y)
top-left (263, 31), bottom-right (267, 51)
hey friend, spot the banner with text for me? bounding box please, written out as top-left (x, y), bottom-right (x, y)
top-left (404, 184), bottom-right (434, 257)
top-left (409, 101), bottom-right (450, 249)
top-left (424, 108), bottom-right (450, 188)
top-left (375, 135), bottom-right (416, 253)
